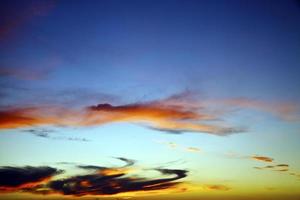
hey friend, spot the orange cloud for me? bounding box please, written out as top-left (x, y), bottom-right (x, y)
top-left (0, 107), bottom-right (52, 129)
top-left (83, 99), bottom-right (244, 135)
top-left (0, 106), bottom-right (78, 129)
top-left (0, 94), bottom-right (244, 136)
top-left (251, 156), bottom-right (274, 163)
top-left (1, 92), bottom-right (298, 134)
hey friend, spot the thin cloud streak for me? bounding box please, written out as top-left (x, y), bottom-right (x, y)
top-left (251, 156), bottom-right (274, 163)
top-left (23, 129), bottom-right (90, 142)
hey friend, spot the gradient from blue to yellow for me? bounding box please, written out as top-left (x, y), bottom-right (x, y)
top-left (0, 0), bottom-right (300, 199)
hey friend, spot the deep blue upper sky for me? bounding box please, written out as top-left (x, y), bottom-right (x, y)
top-left (1, 0), bottom-right (300, 104)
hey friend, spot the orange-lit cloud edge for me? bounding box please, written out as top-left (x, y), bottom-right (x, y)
top-left (0, 158), bottom-right (219, 198)
top-left (1, 92), bottom-right (299, 135)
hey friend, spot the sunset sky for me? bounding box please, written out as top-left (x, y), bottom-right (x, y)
top-left (0, 0), bottom-right (300, 199)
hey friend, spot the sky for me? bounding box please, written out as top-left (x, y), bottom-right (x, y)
top-left (0, 0), bottom-right (300, 199)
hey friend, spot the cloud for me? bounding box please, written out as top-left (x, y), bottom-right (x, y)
top-left (276, 164), bottom-right (289, 167)
top-left (0, 67), bottom-right (50, 80)
top-left (23, 129), bottom-right (90, 142)
top-left (35, 168), bottom-right (187, 196)
top-left (0, 158), bottom-right (189, 197)
top-left (115, 157), bottom-right (135, 167)
top-left (164, 142), bottom-right (178, 149)
top-left (0, 166), bottom-right (61, 192)
top-left (77, 165), bottom-right (106, 171)
top-left (251, 156), bottom-right (274, 163)
top-left (157, 141), bottom-right (201, 154)
top-left (250, 156), bottom-right (300, 179)
top-left (254, 163), bottom-right (290, 174)
top-left (0, 92), bottom-right (245, 136)
top-left (0, 91), bottom-right (298, 135)
top-left (84, 98), bottom-right (245, 135)
top-left (275, 169), bottom-right (289, 172)
top-left (186, 147), bottom-right (201, 153)
top-left (203, 184), bottom-right (231, 191)
top-left (289, 172), bottom-right (300, 179)
top-left (0, 107), bottom-right (48, 129)
top-left (23, 129), bottom-right (55, 138)
top-left (253, 164), bottom-right (289, 170)
top-left (221, 98), bottom-right (300, 121)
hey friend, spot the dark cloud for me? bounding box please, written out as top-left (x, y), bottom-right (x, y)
top-left (0, 158), bottom-right (188, 197)
top-left (253, 163), bottom-right (289, 170)
top-left (148, 127), bottom-right (184, 134)
top-left (115, 157), bottom-right (135, 167)
top-left (0, 166), bottom-right (61, 189)
top-left (254, 163), bottom-right (291, 174)
top-left (62, 137), bottom-right (90, 142)
top-left (23, 129), bottom-right (90, 142)
top-left (276, 164), bottom-right (289, 167)
top-left (77, 157), bottom-right (133, 171)
top-left (23, 129), bottom-right (55, 138)
top-left (275, 169), bottom-right (289, 172)
top-left (77, 165), bottom-right (106, 171)
top-left (31, 168), bottom-right (187, 196)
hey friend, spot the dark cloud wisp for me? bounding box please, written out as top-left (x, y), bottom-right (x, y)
top-left (0, 158), bottom-right (188, 197)
top-left (0, 166), bottom-right (61, 189)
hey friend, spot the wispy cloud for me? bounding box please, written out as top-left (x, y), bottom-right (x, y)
top-left (252, 159), bottom-right (300, 179)
top-left (158, 141), bottom-right (202, 154)
top-left (186, 147), bottom-right (201, 153)
top-left (23, 129), bottom-right (90, 142)
top-left (220, 98), bottom-right (300, 121)
top-left (251, 156), bottom-right (274, 163)
top-left (254, 164), bottom-right (289, 171)
top-left (0, 67), bottom-right (50, 81)
top-left (0, 158), bottom-right (189, 197)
